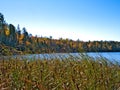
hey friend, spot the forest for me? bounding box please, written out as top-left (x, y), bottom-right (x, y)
top-left (0, 13), bottom-right (120, 55)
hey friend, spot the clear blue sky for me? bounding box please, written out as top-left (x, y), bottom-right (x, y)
top-left (0, 0), bottom-right (120, 41)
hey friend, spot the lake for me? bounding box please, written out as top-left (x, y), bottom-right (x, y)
top-left (15, 52), bottom-right (120, 62)
top-left (86, 52), bottom-right (120, 61)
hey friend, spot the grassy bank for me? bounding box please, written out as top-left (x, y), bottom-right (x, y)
top-left (0, 55), bottom-right (120, 90)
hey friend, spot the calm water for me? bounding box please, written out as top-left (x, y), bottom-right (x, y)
top-left (87, 52), bottom-right (120, 60)
top-left (2, 52), bottom-right (120, 62)
top-left (18, 52), bottom-right (120, 62)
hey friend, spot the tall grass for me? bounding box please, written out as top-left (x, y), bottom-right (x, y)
top-left (0, 55), bottom-right (120, 90)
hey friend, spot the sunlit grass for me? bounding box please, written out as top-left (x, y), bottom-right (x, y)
top-left (0, 55), bottom-right (120, 90)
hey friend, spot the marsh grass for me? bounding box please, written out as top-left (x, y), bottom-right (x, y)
top-left (0, 55), bottom-right (120, 90)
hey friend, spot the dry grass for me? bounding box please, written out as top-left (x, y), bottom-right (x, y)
top-left (0, 55), bottom-right (120, 90)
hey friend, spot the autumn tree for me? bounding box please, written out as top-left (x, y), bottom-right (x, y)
top-left (9, 24), bottom-right (17, 46)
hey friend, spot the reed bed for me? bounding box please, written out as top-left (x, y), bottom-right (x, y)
top-left (0, 55), bottom-right (120, 90)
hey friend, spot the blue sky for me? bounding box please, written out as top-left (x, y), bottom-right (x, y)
top-left (0, 0), bottom-right (120, 41)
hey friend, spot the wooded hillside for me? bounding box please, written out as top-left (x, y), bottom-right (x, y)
top-left (0, 13), bottom-right (120, 55)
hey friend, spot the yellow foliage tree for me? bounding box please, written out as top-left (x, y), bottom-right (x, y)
top-left (26, 41), bottom-right (31, 46)
top-left (5, 28), bottom-right (10, 36)
top-left (19, 34), bottom-right (24, 40)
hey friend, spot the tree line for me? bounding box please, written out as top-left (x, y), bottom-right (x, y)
top-left (0, 13), bottom-right (120, 55)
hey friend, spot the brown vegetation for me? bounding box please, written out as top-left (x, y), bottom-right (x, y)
top-left (0, 55), bottom-right (120, 89)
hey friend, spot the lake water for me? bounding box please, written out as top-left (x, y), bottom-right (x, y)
top-left (86, 52), bottom-right (120, 62)
top-left (18, 52), bottom-right (120, 62)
